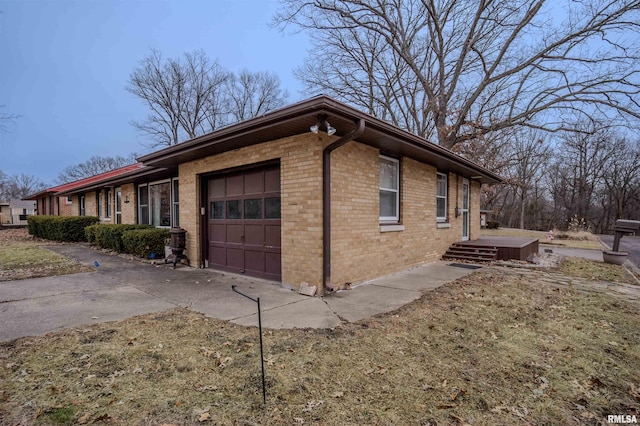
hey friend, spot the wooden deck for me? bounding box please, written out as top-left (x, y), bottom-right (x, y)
top-left (455, 237), bottom-right (539, 261)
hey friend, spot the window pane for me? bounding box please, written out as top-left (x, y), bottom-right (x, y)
top-left (265, 197), bottom-right (281, 219)
top-left (150, 182), bottom-right (171, 226)
top-left (437, 174), bottom-right (447, 197)
top-left (226, 200), bottom-right (241, 219)
top-left (210, 201), bottom-right (224, 219)
top-left (244, 199), bottom-right (262, 219)
top-left (139, 185), bottom-right (149, 205)
top-left (380, 158), bottom-right (398, 190)
top-left (437, 198), bottom-right (446, 218)
top-left (173, 204), bottom-right (180, 227)
top-left (140, 206), bottom-right (149, 225)
top-left (172, 179), bottom-right (179, 202)
top-left (379, 190), bottom-right (397, 218)
top-left (463, 183), bottom-right (469, 209)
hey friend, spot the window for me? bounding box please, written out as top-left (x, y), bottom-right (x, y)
top-left (115, 188), bottom-right (122, 224)
top-left (65, 196), bottom-right (72, 204)
top-left (96, 192), bottom-right (102, 218)
top-left (138, 180), bottom-right (176, 227)
top-left (172, 179), bottom-right (179, 227)
top-left (138, 185), bottom-right (149, 225)
top-left (436, 172), bottom-right (448, 222)
top-left (379, 156), bottom-right (400, 222)
top-left (80, 196), bottom-right (85, 216)
top-left (105, 189), bottom-right (112, 218)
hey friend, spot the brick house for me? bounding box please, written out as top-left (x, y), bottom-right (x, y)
top-left (142, 96), bottom-right (501, 291)
top-left (30, 96), bottom-right (502, 293)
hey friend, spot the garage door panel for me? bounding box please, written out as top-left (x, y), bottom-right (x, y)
top-left (226, 175), bottom-right (243, 196)
top-left (265, 252), bottom-right (281, 275)
top-left (265, 169), bottom-right (280, 192)
top-left (210, 224), bottom-right (226, 243)
top-left (244, 250), bottom-right (265, 273)
top-left (265, 224), bottom-right (281, 247)
top-left (244, 224), bottom-right (264, 246)
top-left (226, 224), bottom-right (244, 244)
top-left (244, 171), bottom-right (264, 195)
top-left (226, 248), bottom-right (244, 269)
top-left (210, 246), bottom-right (226, 267)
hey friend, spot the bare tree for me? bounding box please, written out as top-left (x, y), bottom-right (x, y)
top-left (0, 105), bottom-right (20, 132)
top-left (275, 0), bottom-right (640, 149)
top-left (600, 136), bottom-right (640, 228)
top-left (127, 50), bottom-right (288, 147)
top-left (127, 49), bottom-right (231, 147)
top-left (225, 70), bottom-right (289, 122)
top-left (0, 173), bottom-right (46, 200)
top-left (56, 154), bottom-right (138, 184)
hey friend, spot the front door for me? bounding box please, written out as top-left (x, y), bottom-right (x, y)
top-left (207, 166), bottom-right (281, 281)
top-left (462, 179), bottom-right (470, 241)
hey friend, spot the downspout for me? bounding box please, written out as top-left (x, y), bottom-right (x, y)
top-left (322, 119), bottom-right (365, 293)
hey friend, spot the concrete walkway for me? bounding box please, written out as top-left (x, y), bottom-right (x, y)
top-left (0, 244), bottom-right (477, 341)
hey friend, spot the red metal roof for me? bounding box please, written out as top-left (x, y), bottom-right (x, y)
top-left (24, 163), bottom-right (144, 200)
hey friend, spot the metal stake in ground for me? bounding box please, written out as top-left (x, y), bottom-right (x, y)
top-left (231, 285), bottom-right (266, 405)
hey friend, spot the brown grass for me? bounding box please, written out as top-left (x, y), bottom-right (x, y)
top-left (556, 257), bottom-right (639, 285)
top-left (1, 268), bottom-right (639, 425)
top-left (0, 229), bottom-right (91, 281)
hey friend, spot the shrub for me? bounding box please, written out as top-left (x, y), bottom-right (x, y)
top-left (122, 228), bottom-right (170, 259)
top-left (486, 221), bottom-right (500, 229)
top-left (85, 224), bottom-right (153, 252)
top-left (27, 216), bottom-right (99, 241)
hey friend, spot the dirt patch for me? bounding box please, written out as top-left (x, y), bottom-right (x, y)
top-left (1, 268), bottom-right (638, 425)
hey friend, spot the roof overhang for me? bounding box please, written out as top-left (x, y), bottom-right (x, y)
top-left (56, 166), bottom-right (177, 196)
top-left (139, 96), bottom-right (503, 184)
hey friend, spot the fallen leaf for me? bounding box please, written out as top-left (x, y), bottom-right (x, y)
top-left (332, 391), bottom-right (344, 398)
top-left (77, 413), bottom-right (90, 424)
top-left (198, 412), bottom-right (211, 422)
top-left (293, 418), bottom-right (304, 424)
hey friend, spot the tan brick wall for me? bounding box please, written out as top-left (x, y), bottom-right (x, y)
top-left (179, 133), bottom-right (327, 288)
top-left (84, 191), bottom-right (98, 219)
top-left (120, 184), bottom-right (137, 224)
top-left (329, 143), bottom-right (480, 289)
top-left (178, 133), bottom-right (482, 290)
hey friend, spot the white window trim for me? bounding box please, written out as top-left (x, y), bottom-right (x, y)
top-left (436, 172), bottom-right (448, 223)
top-left (379, 155), bottom-right (400, 223)
top-left (171, 178), bottom-right (179, 228)
top-left (105, 189), bottom-right (112, 219)
top-left (138, 179), bottom-right (176, 228)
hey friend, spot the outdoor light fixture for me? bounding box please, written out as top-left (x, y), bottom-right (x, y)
top-left (310, 114), bottom-right (337, 136)
top-left (124, 195), bottom-right (130, 203)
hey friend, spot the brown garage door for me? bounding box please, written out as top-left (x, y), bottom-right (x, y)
top-left (207, 166), bottom-right (281, 281)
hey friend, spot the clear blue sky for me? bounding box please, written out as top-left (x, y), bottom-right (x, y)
top-left (0, 0), bottom-right (309, 185)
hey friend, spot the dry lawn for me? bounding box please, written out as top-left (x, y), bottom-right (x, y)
top-left (481, 228), bottom-right (604, 250)
top-left (1, 268), bottom-right (639, 425)
top-left (0, 229), bottom-right (91, 281)
top-left (557, 257), bottom-right (639, 285)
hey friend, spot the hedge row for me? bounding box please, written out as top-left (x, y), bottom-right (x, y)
top-left (28, 216), bottom-right (100, 241)
top-left (121, 228), bottom-right (171, 259)
top-left (85, 224), bottom-right (153, 252)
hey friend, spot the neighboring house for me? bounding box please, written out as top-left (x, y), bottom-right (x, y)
top-left (0, 199), bottom-right (36, 225)
top-left (27, 96), bottom-right (502, 293)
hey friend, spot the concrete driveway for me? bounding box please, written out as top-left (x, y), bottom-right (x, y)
top-left (0, 244), bottom-right (476, 341)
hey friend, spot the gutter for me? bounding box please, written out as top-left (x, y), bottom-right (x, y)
top-left (322, 119), bottom-right (366, 293)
